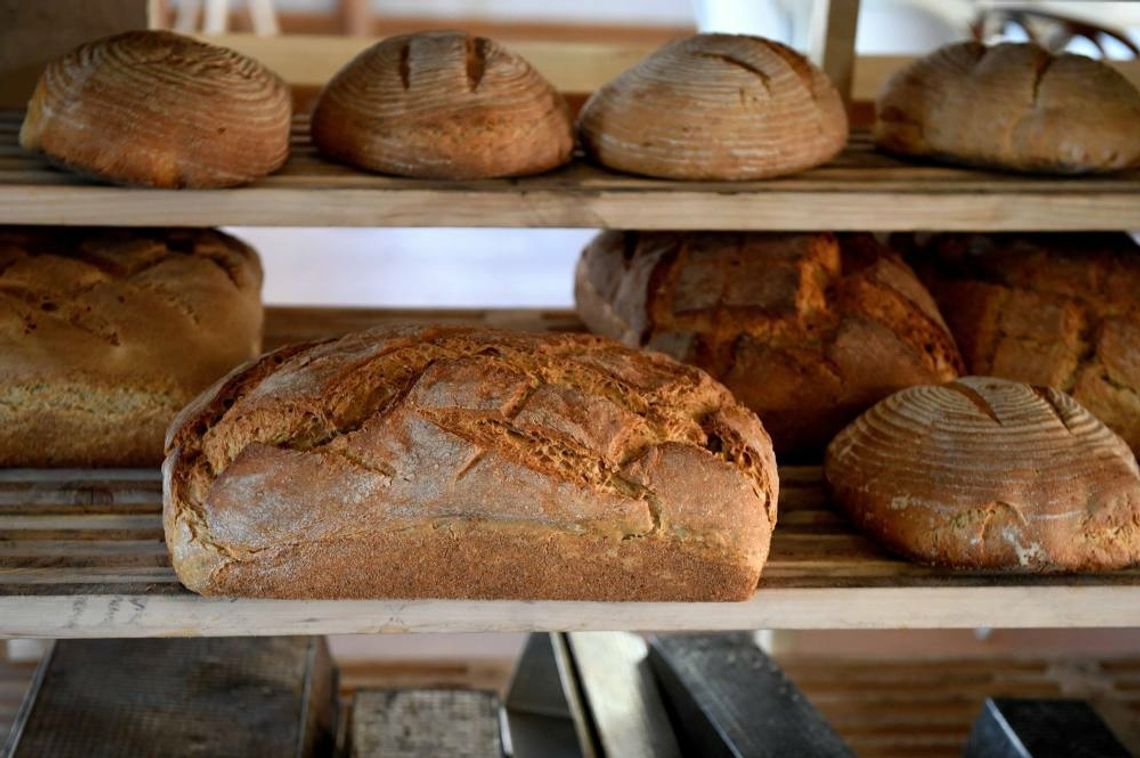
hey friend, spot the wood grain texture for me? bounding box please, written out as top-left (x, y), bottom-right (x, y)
top-left (875, 42), bottom-right (1140, 174)
top-left (312, 31), bottom-right (573, 179)
top-left (19, 31), bottom-right (291, 188)
top-left (0, 308), bottom-right (1138, 636)
top-left (578, 33), bottom-right (848, 180)
top-left (826, 376), bottom-right (1140, 571)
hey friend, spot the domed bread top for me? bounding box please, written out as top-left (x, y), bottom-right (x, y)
top-left (163, 325), bottom-right (778, 600)
top-left (874, 42), bottom-right (1140, 174)
top-left (825, 376), bottom-right (1140, 572)
top-left (577, 33), bottom-right (848, 180)
top-left (0, 227), bottom-right (264, 467)
top-left (575, 231), bottom-right (962, 458)
top-left (311, 31), bottom-right (574, 179)
top-left (909, 232), bottom-right (1140, 456)
top-left (19, 31), bottom-right (291, 188)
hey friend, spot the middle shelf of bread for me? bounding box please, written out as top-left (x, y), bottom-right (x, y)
top-left (1, 305), bottom-right (1137, 639)
top-left (3, 110), bottom-right (1140, 230)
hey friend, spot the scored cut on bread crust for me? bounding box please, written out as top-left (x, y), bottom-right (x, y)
top-left (825, 376), bottom-right (1140, 571)
top-left (20, 31), bottom-right (291, 188)
top-left (163, 325), bottom-right (778, 601)
top-left (0, 227), bottom-right (263, 466)
top-left (574, 231), bottom-right (963, 458)
top-left (312, 31), bottom-right (573, 179)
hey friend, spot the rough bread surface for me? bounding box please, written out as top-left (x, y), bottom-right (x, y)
top-left (911, 232), bottom-right (1140, 456)
top-left (575, 231), bottom-right (962, 458)
top-left (163, 326), bottom-right (778, 601)
top-left (0, 227), bottom-right (264, 466)
top-left (874, 42), bottom-right (1140, 173)
top-left (577, 33), bottom-right (847, 180)
top-left (312, 31), bottom-right (573, 179)
top-left (825, 377), bottom-right (1140, 571)
top-left (19, 30), bottom-right (291, 188)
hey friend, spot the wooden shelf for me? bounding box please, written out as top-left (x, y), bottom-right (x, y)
top-left (0, 306), bottom-right (1138, 637)
top-left (3, 111), bottom-right (1140, 231)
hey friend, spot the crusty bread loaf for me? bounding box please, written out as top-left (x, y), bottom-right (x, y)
top-left (575, 231), bottom-right (962, 458)
top-left (874, 42), bottom-right (1140, 173)
top-left (20, 31), bottom-right (291, 188)
top-left (909, 232), bottom-right (1140, 456)
top-left (311, 31), bottom-right (573, 179)
top-left (0, 227), bottom-right (263, 466)
top-left (163, 325), bottom-right (778, 600)
top-left (577, 33), bottom-right (847, 180)
top-left (825, 377), bottom-right (1140, 571)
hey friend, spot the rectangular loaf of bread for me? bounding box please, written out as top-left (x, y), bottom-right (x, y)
top-left (163, 325), bottom-right (778, 601)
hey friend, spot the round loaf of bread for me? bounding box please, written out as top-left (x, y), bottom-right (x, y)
top-left (577, 33), bottom-right (847, 180)
top-left (910, 232), bottom-right (1140, 456)
top-left (874, 42), bottom-right (1140, 173)
top-left (163, 325), bottom-right (778, 600)
top-left (0, 227), bottom-right (263, 466)
top-left (311, 31), bottom-right (573, 179)
top-left (575, 231), bottom-right (962, 458)
top-left (825, 377), bottom-right (1140, 571)
top-left (20, 31), bottom-right (291, 188)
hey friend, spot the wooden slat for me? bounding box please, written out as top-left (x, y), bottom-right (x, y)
top-left (2, 110), bottom-right (1139, 230)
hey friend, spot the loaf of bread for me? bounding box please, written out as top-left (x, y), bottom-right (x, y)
top-left (577, 33), bottom-right (847, 180)
top-left (825, 377), bottom-right (1140, 571)
top-left (311, 31), bottom-right (573, 179)
top-left (163, 325), bottom-right (778, 600)
top-left (0, 227), bottom-right (263, 466)
top-left (874, 42), bottom-right (1140, 173)
top-left (19, 31), bottom-right (291, 188)
top-left (909, 232), bottom-right (1140, 455)
top-left (575, 231), bottom-right (962, 458)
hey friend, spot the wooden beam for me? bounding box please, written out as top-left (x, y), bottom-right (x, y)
top-left (808, 0), bottom-right (862, 105)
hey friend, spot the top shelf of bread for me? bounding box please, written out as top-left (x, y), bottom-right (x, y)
top-left (3, 34), bottom-right (1140, 231)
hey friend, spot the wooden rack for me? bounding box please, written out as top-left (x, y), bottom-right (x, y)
top-left (0, 307), bottom-right (1137, 638)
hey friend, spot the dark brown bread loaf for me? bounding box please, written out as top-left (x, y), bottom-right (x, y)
top-left (311, 31), bottom-right (573, 179)
top-left (0, 227), bottom-right (263, 466)
top-left (575, 231), bottom-right (963, 458)
top-left (163, 325), bottom-right (778, 600)
top-left (909, 232), bottom-right (1140, 456)
top-left (826, 377), bottom-right (1140, 571)
top-left (20, 31), bottom-right (291, 188)
top-left (874, 42), bottom-right (1140, 173)
top-left (577, 33), bottom-right (847, 180)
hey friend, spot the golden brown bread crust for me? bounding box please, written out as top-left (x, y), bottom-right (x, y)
top-left (163, 325), bottom-right (778, 600)
top-left (874, 42), bottom-right (1140, 174)
top-left (19, 31), bottom-right (291, 188)
top-left (825, 377), bottom-right (1140, 571)
top-left (0, 227), bottom-right (263, 466)
top-left (311, 31), bottom-right (574, 179)
top-left (577, 33), bottom-right (847, 180)
top-left (575, 231), bottom-right (963, 459)
top-left (910, 232), bottom-right (1140, 456)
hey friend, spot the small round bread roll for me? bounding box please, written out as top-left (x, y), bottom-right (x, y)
top-left (575, 231), bottom-right (962, 458)
top-left (577, 33), bottom-right (848, 180)
top-left (20, 31), bottom-right (291, 188)
top-left (874, 42), bottom-right (1140, 173)
top-left (825, 377), bottom-right (1140, 571)
top-left (311, 31), bottom-right (574, 179)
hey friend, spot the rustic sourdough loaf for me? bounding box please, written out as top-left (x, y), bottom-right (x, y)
top-left (909, 232), bottom-right (1140, 455)
top-left (825, 376), bottom-right (1140, 571)
top-left (0, 227), bottom-right (263, 466)
top-left (163, 325), bottom-right (778, 600)
top-left (311, 31), bottom-right (573, 179)
top-left (577, 33), bottom-right (848, 180)
top-left (20, 31), bottom-right (291, 188)
top-left (874, 42), bottom-right (1140, 173)
top-left (575, 231), bottom-right (962, 458)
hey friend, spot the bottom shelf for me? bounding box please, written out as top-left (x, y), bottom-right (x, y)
top-left (1, 307), bottom-right (1138, 636)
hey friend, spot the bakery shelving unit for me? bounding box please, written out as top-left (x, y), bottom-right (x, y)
top-left (3, 8), bottom-right (1140, 639)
